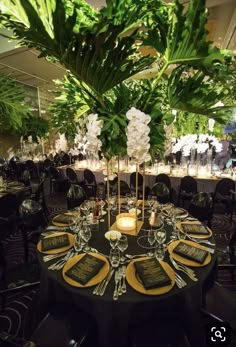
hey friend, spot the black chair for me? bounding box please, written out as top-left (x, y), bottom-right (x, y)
top-left (212, 178), bottom-right (235, 220)
top-left (25, 160), bottom-right (39, 180)
top-left (67, 184), bottom-right (87, 210)
top-left (53, 153), bottom-right (61, 167)
top-left (83, 169), bottom-right (97, 198)
top-left (49, 166), bottom-right (67, 194)
top-left (177, 176), bottom-right (198, 208)
top-left (41, 159), bottom-right (53, 178)
top-left (0, 296), bottom-right (92, 347)
top-left (19, 199), bottom-right (47, 261)
top-left (32, 180), bottom-right (49, 222)
top-left (111, 180), bottom-right (131, 196)
top-left (61, 153), bottom-right (70, 165)
top-left (188, 192), bottom-right (212, 227)
top-left (130, 172), bottom-right (146, 198)
top-left (150, 182), bottom-right (171, 204)
top-left (66, 167), bottom-right (79, 184)
top-left (155, 173), bottom-right (173, 202)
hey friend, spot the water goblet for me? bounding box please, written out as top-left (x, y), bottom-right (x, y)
top-left (82, 200), bottom-right (91, 218)
top-left (117, 235), bottom-right (128, 263)
top-left (147, 229), bottom-right (156, 256)
top-left (147, 195), bottom-right (155, 213)
top-left (81, 223), bottom-right (92, 252)
top-left (155, 229), bottom-right (167, 246)
top-left (109, 248), bottom-right (120, 268)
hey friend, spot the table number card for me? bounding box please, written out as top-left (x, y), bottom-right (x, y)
top-left (134, 258), bottom-right (171, 290)
top-left (173, 242), bottom-right (208, 264)
top-left (41, 234), bottom-right (70, 251)
top-left (65, 254), bottom-right (106, 285)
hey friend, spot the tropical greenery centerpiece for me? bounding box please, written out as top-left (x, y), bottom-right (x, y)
top-left (0, 0), bottom-right (235, 162)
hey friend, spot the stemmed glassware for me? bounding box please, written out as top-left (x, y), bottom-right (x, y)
top-left (80, 222), bottom-right (92, 252)
top-left (155, 229), bottom-right (167, 260)
top-left (82, 200), bottom-right (91, 218)
top-left (147, 195), bottom-right (155, 213)
top-left (147, 229), bottom-right (156, 256)
top-left (117, 235), bottom-right (128, 263)
top-left (109, 248), bottom-right (120, 268)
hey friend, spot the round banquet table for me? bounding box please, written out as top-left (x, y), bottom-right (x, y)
top-left (38, 207), bottom-right (216, 347)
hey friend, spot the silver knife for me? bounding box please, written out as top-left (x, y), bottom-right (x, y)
top-left (199, 245), bottom-right (215, 254)
top-left (99, 269), bottom-right (114, 296)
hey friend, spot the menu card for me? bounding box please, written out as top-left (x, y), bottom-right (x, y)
top-left (41, 234), bottom-right (70, 251)
top-left (65, 254), bottom-right (106, 285)
top-left (53, 214), bottom-right (73, 225)
top-left (182, 223), bottom-right (209, 235)
top-left (134, 258), bottom-right (171, 290)
top-left (173, 242), bottom-right (208, 264)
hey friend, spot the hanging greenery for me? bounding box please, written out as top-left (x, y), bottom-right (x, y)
top-left (0, 73), bottom-right (31, 131)
top-left (0, 0), bottom-right (235, 160)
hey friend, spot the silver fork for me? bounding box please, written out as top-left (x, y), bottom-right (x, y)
top-left (48, 250), bottom-right (74, 270)
top-left (175, 273), bottom-right (187, 288)
top-left (113, 271), bottom-right (120, 300)
top-left (170, 256), bottom-right (198, 282)
top-left (121, 265), bottom-right (127, 293)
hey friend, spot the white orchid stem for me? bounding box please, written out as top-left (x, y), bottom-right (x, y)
top-left (142, 163), bottom-right (145, 222)
top-left (135, 162), bottom-right (138, 233)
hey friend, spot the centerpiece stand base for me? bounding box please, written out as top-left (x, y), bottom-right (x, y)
top-left (109, 221), bottom-right (143, 236)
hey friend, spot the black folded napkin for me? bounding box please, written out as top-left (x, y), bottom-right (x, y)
top-left (173, 242), bottom-right (208, 264)
top-left (53, 214), bottom-right (73, 225)
top-left (65, 254), bottom-right (106, 285)
top-left (41, 234), bottom-right (70, 251)
top-left (134, 258), bottom-right (171, 290)
top-left (182, 223), bottom-right (209, 236)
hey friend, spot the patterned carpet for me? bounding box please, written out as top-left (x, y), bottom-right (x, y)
top-left (0, 189), bottom-right (236, 345)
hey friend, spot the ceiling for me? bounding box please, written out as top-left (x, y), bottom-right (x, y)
top-left (0, 0), bottom-right (235, 89)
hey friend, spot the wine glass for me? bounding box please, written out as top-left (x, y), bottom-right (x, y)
top-left (109, 248), bottom-right (120, 268)
top-left (147, 229), bottom-right (156, 256)
top-left (155, 229), bottom-right (167, 246)
top-left (155, 229), bottom-right (167, 260)
top-left (109, 234), bottom-right (119, 249)
top-left (117, 235), bottom-right (128, 263)
top-left (81, 222), bottom-right (92, 252)
top-left (82, 200), bottom-right (91, 218)
top-left (147, 195), bottom-right (155, 213)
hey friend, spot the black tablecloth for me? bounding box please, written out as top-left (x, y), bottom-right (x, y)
top-left (38, 208), bottom-right (216, 347)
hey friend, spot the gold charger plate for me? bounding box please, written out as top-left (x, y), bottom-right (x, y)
top-left (167, 240), bottom-right (211, 267)
top-left (126, 258), bottom-right (175, 295)
top-left (62, 253), bottom-right (110, 288)
top-left (37, 232), bottom-right (75, 254)
top-left (52, 213), bottom-right (74, 227)
top-left (177, 221), bottom-right (212, 239)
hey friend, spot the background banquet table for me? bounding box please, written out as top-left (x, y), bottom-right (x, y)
top-left (58, 164), bottom-right (232, 194)
top-left (38, 207), bottom-right (216, 347)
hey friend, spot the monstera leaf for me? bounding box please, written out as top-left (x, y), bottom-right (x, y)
top-left (168, 66), bottom-right (235, 123)
top-left (0, 74), bottom-right (31, 130)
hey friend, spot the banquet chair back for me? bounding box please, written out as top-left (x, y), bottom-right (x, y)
top-left (78, 153), bottom-right (84, 161)
top-left (67, 184), bottom-right (87, 209)
top-left (61, 153), bottom-right (70, 165)
top-left (111, 180), bottom-right (131, 196)
top-left (151, 182), bottom-right (171, 204)
top-left (83, 169), bottom-right (97, 197)
top-left (41, 159), bottom-right (53, 178)
top-left (212, 178), bottom-right (235, 219)
top-left (189, 192), bottom-right (212, 227)
top-left (155, 173), bottom-right (171, 190)
top-left (25, 160), bottom-right (38, 180)
top-left (66, 167), bottom-right (79, 184)
top-left (177, 175), bottom-right (198, 208)
top-left (53, 153), bottom-right (61, 166)
top-left (130, 172), bottom-right (143, 189)
top-left (19, 199), bottom-right (46, 262)
top-left (33, 180), bottom-right (49, 221)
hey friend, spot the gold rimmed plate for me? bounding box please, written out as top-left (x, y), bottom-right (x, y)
top-left (167, 240), bottom-right (211, 267)
top-left (52, 213), bottom-right (74, 227)
top-left (37, 232), bottom-right (75, 254)
top-left (62, 253), bottom-right (110, 288)
top-left (126, 258), bottom-right (175, 295)
top-left (177, 221), bottom-right (212, 239)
